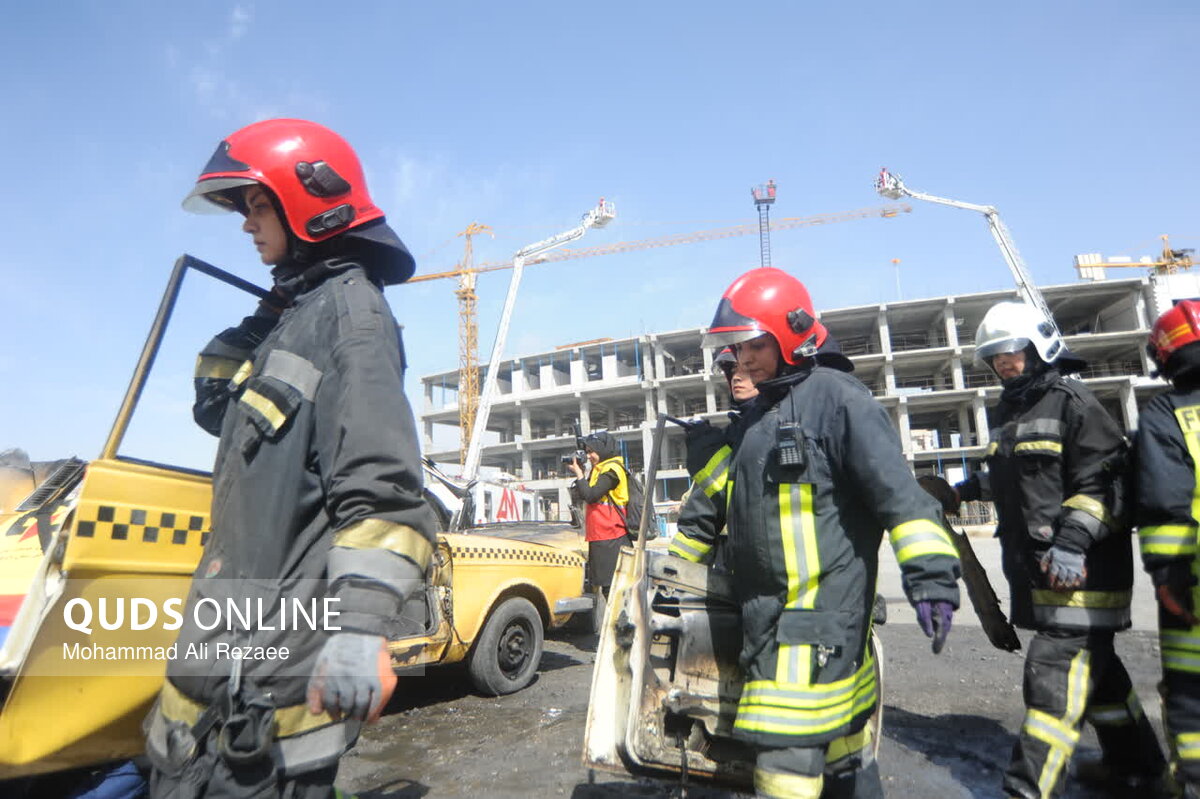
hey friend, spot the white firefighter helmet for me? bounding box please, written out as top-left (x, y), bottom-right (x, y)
top-left (974, 301), bottom-right (1072, 369)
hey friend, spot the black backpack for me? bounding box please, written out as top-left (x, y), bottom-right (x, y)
top-left (615, 465), bottom-right (659, 540)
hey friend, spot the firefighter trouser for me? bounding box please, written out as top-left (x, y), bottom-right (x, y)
top-left (1003, 629), bottom-right (1166, 799)
top-left (754, 724), bottom-right (882, 799)
top-left (1162, 670), bottom-right (1200, 790)
top-left (149, 749), bottom-right (338, 799)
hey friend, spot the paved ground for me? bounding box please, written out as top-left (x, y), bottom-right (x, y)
top-left (338, 538), bottom-right (1170, 798)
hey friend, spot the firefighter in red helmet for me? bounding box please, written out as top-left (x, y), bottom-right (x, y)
top-left (697, 267), bottom-right (961, 798)
top-left (1138, 299), bottom-right (1200, 797)
top-left (146, 119), bottom-right (437, 798)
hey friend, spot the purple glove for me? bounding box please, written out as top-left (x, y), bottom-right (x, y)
top-left (915, 600), bottom-right (954, 654)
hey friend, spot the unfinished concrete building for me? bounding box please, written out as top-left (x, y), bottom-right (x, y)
top-left (421, 274), bottom-right (1195, 525)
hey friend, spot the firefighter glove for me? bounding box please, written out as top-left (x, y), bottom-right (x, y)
top-left (1151, 561), bottom-right (1199, 627)
top-left (307, 632), bottom-right (396, 722)
top-left (1040, 543), bottom-right (1087, 591)
top-left (915, 600), bottom-right (954, 654)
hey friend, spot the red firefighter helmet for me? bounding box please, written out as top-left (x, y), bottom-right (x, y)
top-left (1148, 299), bottom-right (1200, 375)
top-left (702, 268), bottom-right (828, 365)
top-left (182, 119), bottom-right (416, 284)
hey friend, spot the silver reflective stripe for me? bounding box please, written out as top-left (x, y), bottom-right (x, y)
top-left (327, 547), bottom-right (424, 599)
top-left (1016, 418), bottom-right (1065, 438)
top-left (262, 350), bottom-right (323, 401)
top-left (276, 720), bottom-right (360, 776)
top-left (1033, 605), bottom-right (1131, 629)
top-left (1064, 508), bottom-right (1103, 536)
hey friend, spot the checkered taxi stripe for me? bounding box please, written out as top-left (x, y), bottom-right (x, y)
top-left (451, 545), bottom-right (583, 569)
top-left (74, 505), bottom-right (210, 547)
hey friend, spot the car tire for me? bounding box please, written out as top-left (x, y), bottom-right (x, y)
top-left (467, 596), bottom-right (544, 696)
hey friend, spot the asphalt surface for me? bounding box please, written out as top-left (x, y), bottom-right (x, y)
top-left (338, 539), bottom-right (1169, 798)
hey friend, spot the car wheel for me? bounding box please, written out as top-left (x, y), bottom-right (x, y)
top-left (467, 596), bottom-right (544, 696)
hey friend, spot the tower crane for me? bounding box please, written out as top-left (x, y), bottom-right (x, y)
top-left (451, 223), bottom-right (494, 464)
top-left (410, 201), bottom-right (913, 476)
top-left (1073, 234), bottom-right (1194, 277)
top-left (874, 167), bottom-right (1060, 338)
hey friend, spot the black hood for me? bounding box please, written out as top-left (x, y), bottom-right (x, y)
top-left (583, 431), bottom-right (621, 461)
top-left (279, 218), bottom-right (416, 287)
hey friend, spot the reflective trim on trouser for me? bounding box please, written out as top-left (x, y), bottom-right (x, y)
top-left (1163, 668), bottom-right (1200, 787)
top-left (755, 745), bottom-right (824, 799)
top-left (1005, 632), bottom-right (1091, 799)
top-left (1163, 628), bottom-right (1200, 675)
top-left (1004, 631), bottom-right (1167, 799)
top-left (754, 739), bottom-right (883, 799)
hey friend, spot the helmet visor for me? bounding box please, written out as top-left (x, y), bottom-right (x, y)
top-left (974, 336), bottom-right (1030, 366)
top-left (181, 177), bottom-right (259, 214)
top-left (702, 327), bottom-right (765, 350)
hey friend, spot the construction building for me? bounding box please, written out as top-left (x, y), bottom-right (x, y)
top-left (420, 271), bottom-right (1199, 527)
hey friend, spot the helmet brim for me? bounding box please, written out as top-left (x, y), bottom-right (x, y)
top-left (182, 177), bottom-right (259, 214)
top-left (701, 327), bottom-right (766, 350)
top-left (345, 219), bottom-right (417, 285)
top-left (974, 336), bottom-right (1030, 366)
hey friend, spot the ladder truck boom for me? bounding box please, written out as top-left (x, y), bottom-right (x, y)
top-left (460, 199), bottom-right (616, 491)
top-left (875, 169), bottom-right (1058, 335)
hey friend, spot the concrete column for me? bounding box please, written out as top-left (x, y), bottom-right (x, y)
top-left (651, 335), bottom-right (664, 382)
top-left (973, 392), bottom-right (990, 448)
top-left (1119, 378), bottom-right (1139, 433)
top-left (951, 354), bottom-right (965, 390)
top-left (579, 397), bottom-right (591, 432)
top-left (607, 406), bottom-right (617, 429)
top-left (424, 380), bottom-right (434, 412)
top-left (896, 398), bottom-right (912, 458)
top-left (884, 360), bottom-right (896, 392)
top-left (705, 379), bottom-right (717, 413)
top-left (1134, 289), bottom-right (1150, 330)
top-left (570, 350), bottom-right (585, 385)
top-left (957, 405), bottom-right (971, 447)
top-left (520, 448), bottom-right (533, 481)
top-left (878, 307), bottom-right (892, 356)
top-left (645, 387), bottom-right (657, 425)
top-left (943, 300), bottom-right (959, 348)
top-left (558, 484), bottom-right (574, 522)
top-left (519, 405), bottom-right (531, 441)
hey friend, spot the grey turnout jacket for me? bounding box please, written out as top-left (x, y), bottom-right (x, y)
top-left (150, 257), bottom-right (436, 773)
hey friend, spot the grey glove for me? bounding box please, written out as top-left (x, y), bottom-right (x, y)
top-left (1040, 544), bottom-right (1087, 590)
top-left (306, 632), bottom-right (388, 720)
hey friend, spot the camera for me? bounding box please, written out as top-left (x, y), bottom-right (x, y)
top-left (561, 450), bottom-right (586, 467)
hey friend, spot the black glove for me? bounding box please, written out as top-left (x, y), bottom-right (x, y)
top-left (1151, 561), bottom-right (1199, 627)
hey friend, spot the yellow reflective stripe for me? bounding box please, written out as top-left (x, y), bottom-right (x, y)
top-left (1178, 731), bottom-right (1200, 759)
top-left (826, 725), bottom-right (872, 765)
top-left (736, 678), bottom-right (877, 737)
top-left (668, 533), bottom-right (711, 563)
top-left (1161, 630), bottom-right (1200, 652)
top-left (159, 680), bottom-right (337, 738)
top-left (779, 484), bottom-right (819, 609)
top-left (1031, 589), bottom-right (1132, 609)
top-left (333, 519), bottom-right (434, 570)
top-left (1024, 649), bottom-right (1088, 796)
top-left (240, 388), bottom-right (287, 432)
top-left (231, 358), bottom-right (253, 388)
top-left (194, 354), bottom-right (243, 379)
top-left (986, 441), bottom-right (998, 456)
top-left (1162, 630), bottom-right (1200, 673)
top-left (888, 519), bottom-right (957, 564)
top-left (755, 769), bottom-right (823, 799)
top-left (1139, 523), bottom-right (1200, 557)
top-left (1014, 440), bottom-right (1063, 455)
top-left (694, 446), bottom-right (731, 498)
top-left (1062, 494), bottom-right (1113, 527)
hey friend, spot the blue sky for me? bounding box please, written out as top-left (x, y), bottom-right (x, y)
top-left (2, 1), bottom-right (1196, 465)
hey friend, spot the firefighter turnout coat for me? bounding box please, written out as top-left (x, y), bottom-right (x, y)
top-left (1138, 387), bottom-right (1200, 676)
top-left (147, 258), bottom-right (437, 777)
top-left (959, 370), bottom-right (1132, 632)
top-left (680, 365), bottom-right (961, 749)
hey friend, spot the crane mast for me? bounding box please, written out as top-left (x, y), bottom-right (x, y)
top-left (460, 199), bottom-right (616, 489)
top-left (452, 223), bottom-right (494, 465)
top-left (875, 168), bottom-right (1058, 335)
